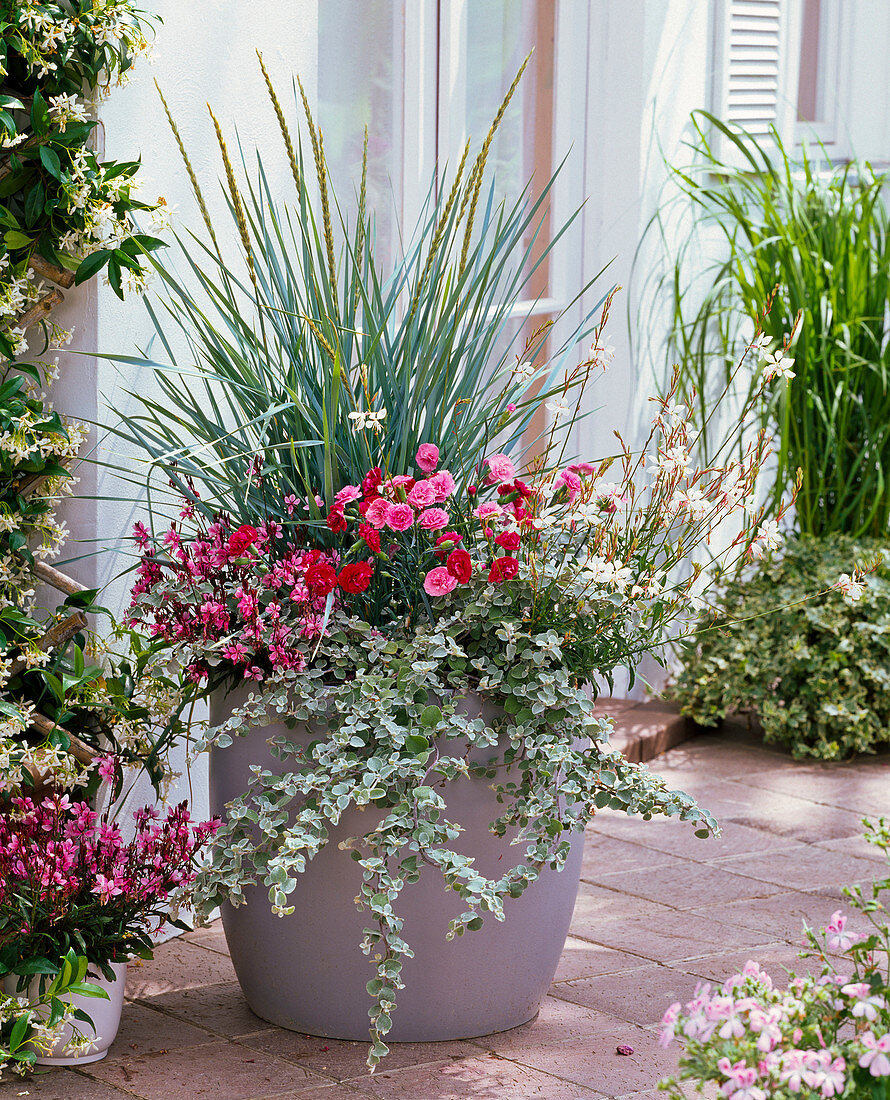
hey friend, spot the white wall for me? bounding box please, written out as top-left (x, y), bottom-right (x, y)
top-left (54, 1), bottom-right (323, 821)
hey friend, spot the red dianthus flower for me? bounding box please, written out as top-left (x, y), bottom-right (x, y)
top-left (488, 555), bottom-right (519, 583)
top-left (358, 523), bottom-right (381, 553)
top-left (494, 531), bottom-right (520, 553)
top-left (227, 524), bottom-right (259, 558)
top-left (326, 508), bottom-right (347, 533)
top-left (338, 561), bottom-right (374, 594)
top-left (361, 466), bottom-right (383, 498)
top-left (305, 562), bottom-right (339, 595)
top-left (446, 548), bottom-right (472, 584)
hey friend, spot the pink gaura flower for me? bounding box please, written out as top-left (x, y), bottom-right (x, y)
top-left (93, 873), bottom-right (123, 904)
top-left (423, 566), bottom-right (458, 596)
top-left (415, 443), bottom-right (440, 473)
top-left (419, 507), bottom-right (450, 530)
top-left (95, 754), bottom-right (117, 785)
top-left (484, 452), bottom-right (516, 484)
top-left (385, 503), bottom-right (415, 531)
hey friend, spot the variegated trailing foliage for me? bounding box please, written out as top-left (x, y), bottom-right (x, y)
top-left (195, 593), bottom-right (719, 1067)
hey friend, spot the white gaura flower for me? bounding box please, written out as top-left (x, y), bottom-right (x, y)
top-left (589, 340), bottom-right (615, 371)
top-left (545, 395), bottom-right (572, 421)
top-left (669, 486), bottom-right (710, 519)
top-left (748, 332), bottom-right (773, 358)
top-left (581, 555), bottom-right (632, 591)
top-left (657, 401), bottom-right (687, 430)
top-left (836, 573), bottom-right (865, 602)
top-left (749, 518), bottom-right (782, 559)
top-left (654, 445), bottom-right (691, 477)
top-left (512, 360), bottom-right (537, 382)
top-left (762, 349), bottom-right (796, 382)
top-left (347, 408), bottom-right (387, 433)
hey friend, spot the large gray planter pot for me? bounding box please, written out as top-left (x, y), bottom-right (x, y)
top-left (209, 684), bottom-right (584, 1042)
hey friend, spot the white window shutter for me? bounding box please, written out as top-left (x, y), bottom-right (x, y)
top-left (711, 0), bottom-right (802, 157)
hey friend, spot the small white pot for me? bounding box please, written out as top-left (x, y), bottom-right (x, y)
top-left (3, 961), bottom-right (126, 1065)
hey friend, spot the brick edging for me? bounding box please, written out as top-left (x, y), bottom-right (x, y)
top-left (592, 699), bottom-right (693, 764)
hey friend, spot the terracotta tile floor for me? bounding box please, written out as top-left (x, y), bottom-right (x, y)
top-left (7, 722), bottom-right (888, 1100)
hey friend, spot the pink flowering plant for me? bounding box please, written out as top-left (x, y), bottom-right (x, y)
top-left (0, 793), bottom-right (219, 988)
top-left (659, 819), bottom-right (890, 1099)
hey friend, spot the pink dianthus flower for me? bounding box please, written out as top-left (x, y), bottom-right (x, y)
top-left (423, 566), bottom-right (458, 596)
top-left (484, 453), bottom-right (516, 484)
top-left (416, 443), bottom-right (440, 473)
top-left (385, 503), bottom-right (415, 531)
top-left (419, 507), bottom-right (450, 530)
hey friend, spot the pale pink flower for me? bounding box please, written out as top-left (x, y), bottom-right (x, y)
top-left (484, 452), bottom-right (516, 484)
top-left (819, 1055), bottom-right (846, 1097)
top-left (364, 497), bottom-right (390, 529)
top-left (415, 443), bottom-right (440, 473)
top-left (780, 1049), bottom-right (807, 1091)
top-left (859, 1032), bottom-right (890, 1077)
top-left (334, 484), bottom-right (362, 506)
top-left (853, 994), bottom-right (886, 1022)
top-left (827, 911), bottom-right (859, 951)
top-left (385, 503), bottom-right (415, 531)
top-left (419, 508), bottom-right (450, 530)
top-left (423, 566), bottom-right (458, 596)
top-left (748, 1006), bottom-right (783, 1053)
top-left (659, 1002), bottom-right (681, 1047)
